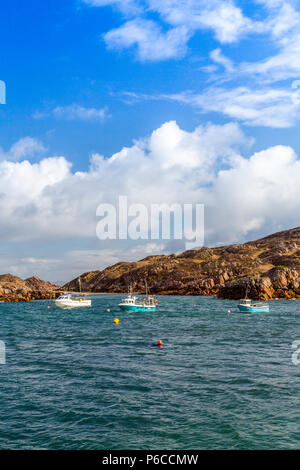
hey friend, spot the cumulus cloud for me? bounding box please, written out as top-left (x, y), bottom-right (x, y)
top-left (1, 120), bottom-right (300, 280)
top-left (0, 121), bottom-right (245, 245)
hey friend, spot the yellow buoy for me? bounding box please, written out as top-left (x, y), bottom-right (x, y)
top-left (113, 318), bottom-right (119, 325)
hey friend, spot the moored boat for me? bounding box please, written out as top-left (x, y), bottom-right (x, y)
top-left (55, 293), bottom-right (91, 309)
top-left (118, 283), bottom-right (158, 312)
top-left (237, 283), bottom-right (269, 313)
top-left (238, 298), bottom-right (269, 313)
top-left (55, 276), bottom-right (91, 309)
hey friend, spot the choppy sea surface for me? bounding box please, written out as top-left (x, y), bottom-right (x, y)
top-left (0, 295), bottom-right (300, 449)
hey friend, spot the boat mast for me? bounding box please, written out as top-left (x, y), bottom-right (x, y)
top-left (245, 282), bottom-right (249, 299)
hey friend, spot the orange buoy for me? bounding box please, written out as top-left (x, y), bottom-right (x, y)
top-left (107, 308), bottom-right (110, 312)
top-left (157, 340), bottom-right (163, 347)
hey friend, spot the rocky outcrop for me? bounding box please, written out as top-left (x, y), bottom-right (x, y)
top-left (65, 227), bottom-right (300, 299)
top-left (0, 274), bottom-right (59, 303)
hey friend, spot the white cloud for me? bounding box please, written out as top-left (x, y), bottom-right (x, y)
top-left (81, 0), bottom-right (300, 128)
top-left (83, 0), bottom-right (300, 128)
top-left (53, 104), bottom-right (108, 122)
top-left (210, 48), bottom-right (235, 72)
top-left (83, 0), bottom-right (141, 15)
top-left (104, 19), bottom-right (190, 61)
top-left (147, 0), bottom-right (262, 44)
top-left (119, 85), bottom-right (300, 127)
top-left (85, 0), bottom-right (264, 61)
top-left (165, 86), bottom-right (300, 128)
top-left (0, 137), bottom-right (46, 162)
top-left (236, 1), bottom-right (300, 83)
top-left (211, 144), bottom-right (300, 243)
top-left (0, 241), bottom-right (169, 283)
top-left (0, 121), bottom-right (247, 245)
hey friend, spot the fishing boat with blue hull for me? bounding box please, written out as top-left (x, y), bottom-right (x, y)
top-left (238, 298), bottom-right (269, 313)
top-left (118, 283), bottom-right (158, 312)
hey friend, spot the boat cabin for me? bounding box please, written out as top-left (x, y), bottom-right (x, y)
top-left (121, 295), bottom-right (139, 305)
top-left (239, 298), bottom-right (252, 306)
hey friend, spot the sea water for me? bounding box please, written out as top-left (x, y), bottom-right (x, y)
top-left (0, 295), bottom-right (299, 449)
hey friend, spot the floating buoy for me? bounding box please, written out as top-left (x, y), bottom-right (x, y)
top-left (47, 306), bottom-right (51, 309)
top-left (107, 308), bottom-right (110, 313)
top-left (113, 318), bottom-right (119, 325)
top-left (156, 340), bottom-right (163, 348)
top-left (227, 310), bottom-right (231, 314)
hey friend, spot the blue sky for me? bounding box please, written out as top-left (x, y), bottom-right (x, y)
top-left (1, 0), bottom-right (300, 282)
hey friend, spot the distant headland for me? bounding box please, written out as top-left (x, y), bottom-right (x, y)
top-left (65, 227), bottom-right (300, 300)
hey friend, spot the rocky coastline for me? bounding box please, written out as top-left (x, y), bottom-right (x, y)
top-left (65, 227), bottom-right (300, 300)
top-left (0, 274), bottom-right (59, 303)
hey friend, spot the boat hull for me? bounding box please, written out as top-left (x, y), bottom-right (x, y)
top-left (55, 299), bottom-right (91, 309)
top-left (118, 304), bottom-right (156, 312)
top-left (238, 304), bottom-right (269, 313)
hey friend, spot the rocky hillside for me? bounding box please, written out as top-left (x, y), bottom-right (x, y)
top-left (0, 274), bottom-right (59, 302)
top-left (66, 227), bottom-right (300, 300)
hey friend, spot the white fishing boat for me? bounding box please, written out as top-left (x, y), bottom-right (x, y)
top-left (55, 277), bottom-right (91, 309)
top-left (55, 293), bottom-right (91, 309)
